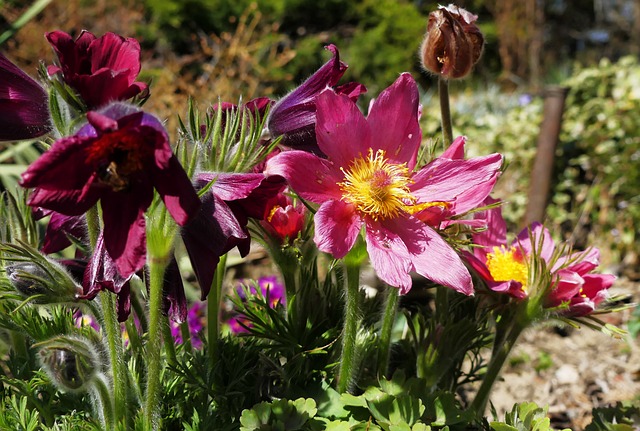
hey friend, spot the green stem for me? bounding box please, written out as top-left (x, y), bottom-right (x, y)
top-left (98, 291), bottom-right (126, 427)
top-left (470, 322), bottom-right (525, 416)
top-left (161, 314), bottom-right (178, 368)
top-left (92, 374), bottom-right (115, 431)
top-left (85, 206), bottom-right (125, 428)
top-left (207, 254), bottom-right (227, 363)
top-left (144, 255), bottom-right (170, 431)
top-left (337, 262), bottom-right (361, 393)
top-left (438, 77), bottom-right (453, 146)
top-left (377, 286), bottom-right (399, 379)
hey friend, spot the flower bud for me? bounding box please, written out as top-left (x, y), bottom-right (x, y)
top-left (5, 257), bottom-right (81, 304)
top-left (420, 4), bottom-right (484, 79)
top-left (38, 336), bottom-right (99, 392)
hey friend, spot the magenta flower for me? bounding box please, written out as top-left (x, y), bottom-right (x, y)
top-left (265, 73), bottom-right (503, 295)
top-left (0, 53), bottom-right (51, 141)
top-left (46, 30), bottom-right (147, 109)
top-left (20, 102), bottom-right (201, 278)
top-left (181, 172), bottom-right (285, 298)
top-left (267, 44), bottom-right (366, 154)
top-left (466, 201), bottom-right (615, 315)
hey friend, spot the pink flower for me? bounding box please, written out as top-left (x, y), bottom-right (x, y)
top-left (265, 73), bottom-right (502, 294)
top-left (466, 201), bottom-right (615, 315)
top-left (46, 30), bottom-right (147, 109)
top-left (0, 53), bottom-right (51, 141)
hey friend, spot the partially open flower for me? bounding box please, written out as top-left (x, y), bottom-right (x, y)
top-left (260, 189), bottom-right (306, 245)
top-left (0, 53), bottom-right (51, 141)
top-left (420, 4), bottom-right (484, 79)
top-left (46, 30), bottom-right (148, 109)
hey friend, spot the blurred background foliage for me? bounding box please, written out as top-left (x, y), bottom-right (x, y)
top-left (0, 0), bottom-right (639, 274)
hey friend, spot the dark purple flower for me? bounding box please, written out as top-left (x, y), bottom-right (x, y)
top-left (20, 102), bottom-right (201, 278)
top-left (0, 52), bottom-right (51, 141)
top-left (81, 234), bottom-right (132, 321)
top-left (181, 172), bottom-right (285, 299)
top-left (267, 44), bottom-right (366, 154)
top-left (32, 209), bottom-right (87, 255)
top-left (46, 30), bottom-right (148, 109)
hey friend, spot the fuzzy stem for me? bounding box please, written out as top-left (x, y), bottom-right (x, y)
top-left (377, 286), bottom-right (399, 379)
top-left (207, 254), bottom-right (227, 363)
top-left (470, 321), bottom-right (525, 416)
top-left (337, 262), bottom-right (361, 393)
top-left (161, 314), bottom-right (178, 367)
top-left (438, 77), bottom-right (453, 146)
top-left (85, 206), bottom-right (125, 427)
top-left (92, 374), bottom-right (115, 430)
top-left (143, 255), bottom-right (170, 430)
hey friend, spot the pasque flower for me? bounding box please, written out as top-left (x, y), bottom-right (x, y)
top-left (227, 275), bottom-right (286, 334)
top-left (260, 189), bottom-right (306, 245)
top-left (467, 201), bottom-right (615, 315)
top-left (0, 52), bottom-right (51, 141)
top-left (20, 102), bottom-right (201, 278)
top-left (46, 30), bottom-right (148, 109)
top-left (267, 44), bottom-right (366, 154)
top-left (265, 73), bottom-right (502, 295)
top-left (181, 172), bottom-right (285, 298)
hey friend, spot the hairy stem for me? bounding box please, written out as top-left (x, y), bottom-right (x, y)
top-left (337, 262), bottom-right (361, 393)
top-left (438, 77), bottom-right (453, 146)
top-left (377, 286), bottom-right (399, 379)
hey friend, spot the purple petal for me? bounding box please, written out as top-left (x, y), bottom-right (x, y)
top-left (152, 156), bottom-right (201, 226)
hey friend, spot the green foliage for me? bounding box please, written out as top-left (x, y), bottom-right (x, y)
top-left (585, 402), bottom-right (640, 431)
top-left (490, 402), bottom-right (570, 431)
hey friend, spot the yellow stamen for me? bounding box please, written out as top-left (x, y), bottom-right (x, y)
top-left (485, 245), bottom-right (529, 291)
top-left (338, 149), bottom-right (415, 221)
top-left (406, 201), bottom-right (451, 215)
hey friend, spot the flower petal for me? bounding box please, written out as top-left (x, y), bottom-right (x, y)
top-left (152, 156), bottom-right (201, 226)
top-left (315, 88), bottom-right (371, 166)
top-left (264, 150), bottom-right (343, 203)
top-left (365, 219), bottom-right (413, 293)
top-left (366, 73), bottom-right (421, 168)
top-left (314, 200), bottom-right (363, 258)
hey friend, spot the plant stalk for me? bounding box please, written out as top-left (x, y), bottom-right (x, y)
top-left (377, 286), bottom-right (399, 378)
top-left (337, 261), bottom-right (361, 393)
top-left (207, 254), bottom-right (227, 363)
top-left (438, 77), bottom-right (453, 146)
top-left (143, 254), bottom-right (170, 430)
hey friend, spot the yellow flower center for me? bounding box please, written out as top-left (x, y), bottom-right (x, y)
top-left (485, 245), bottom-right (529, 291)
top-left (339, 149), bottom-right (415, 221)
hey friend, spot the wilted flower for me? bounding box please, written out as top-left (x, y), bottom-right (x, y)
top-left (0, 52), bottom-right (51, 141)
top-left (20, 102), bottom-right (201, 278)
top-left (267, 44), bottom-right (366, 154)
top-left (420, 4), bottom-right (484, 79)
top-left (46, 30), bottom-right (148, 109)
top-left (181, 172), bottom-right (285, 299)
top-left (266, 73), bottom-right (502, 294)
top-left (466, 201), bottom-right (616, 315)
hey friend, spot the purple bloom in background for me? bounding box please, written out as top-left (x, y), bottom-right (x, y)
top-left (170, 302), bottom-right (206, 348)
top-left (267, 44), bottom-right (366, 154)
top-left (227, 275), bottom-right (286, 334)
top-left (21, 102), bottom-right (201, 278)
top-left (46, 30), bottom-right (148, 109)
top-left (0, 52), bottom-right (51, 141)
top-left (181, 172), bottom-right (285, 299)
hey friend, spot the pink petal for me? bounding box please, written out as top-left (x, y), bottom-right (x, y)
top-left (315, 89), bottom-right (371, 167)
top-left (264, 150), bottom-right (343, 203)
top-left (314, 200), bottom-right (363, 258)
top-left (365, 219), bottom-right (413, 293)
top-left (516, 222), bottom-right (554, 262)
top-left (367, 73), bottom-right (421, 168)
top-left (440, 136), bottom-right (466, 159)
